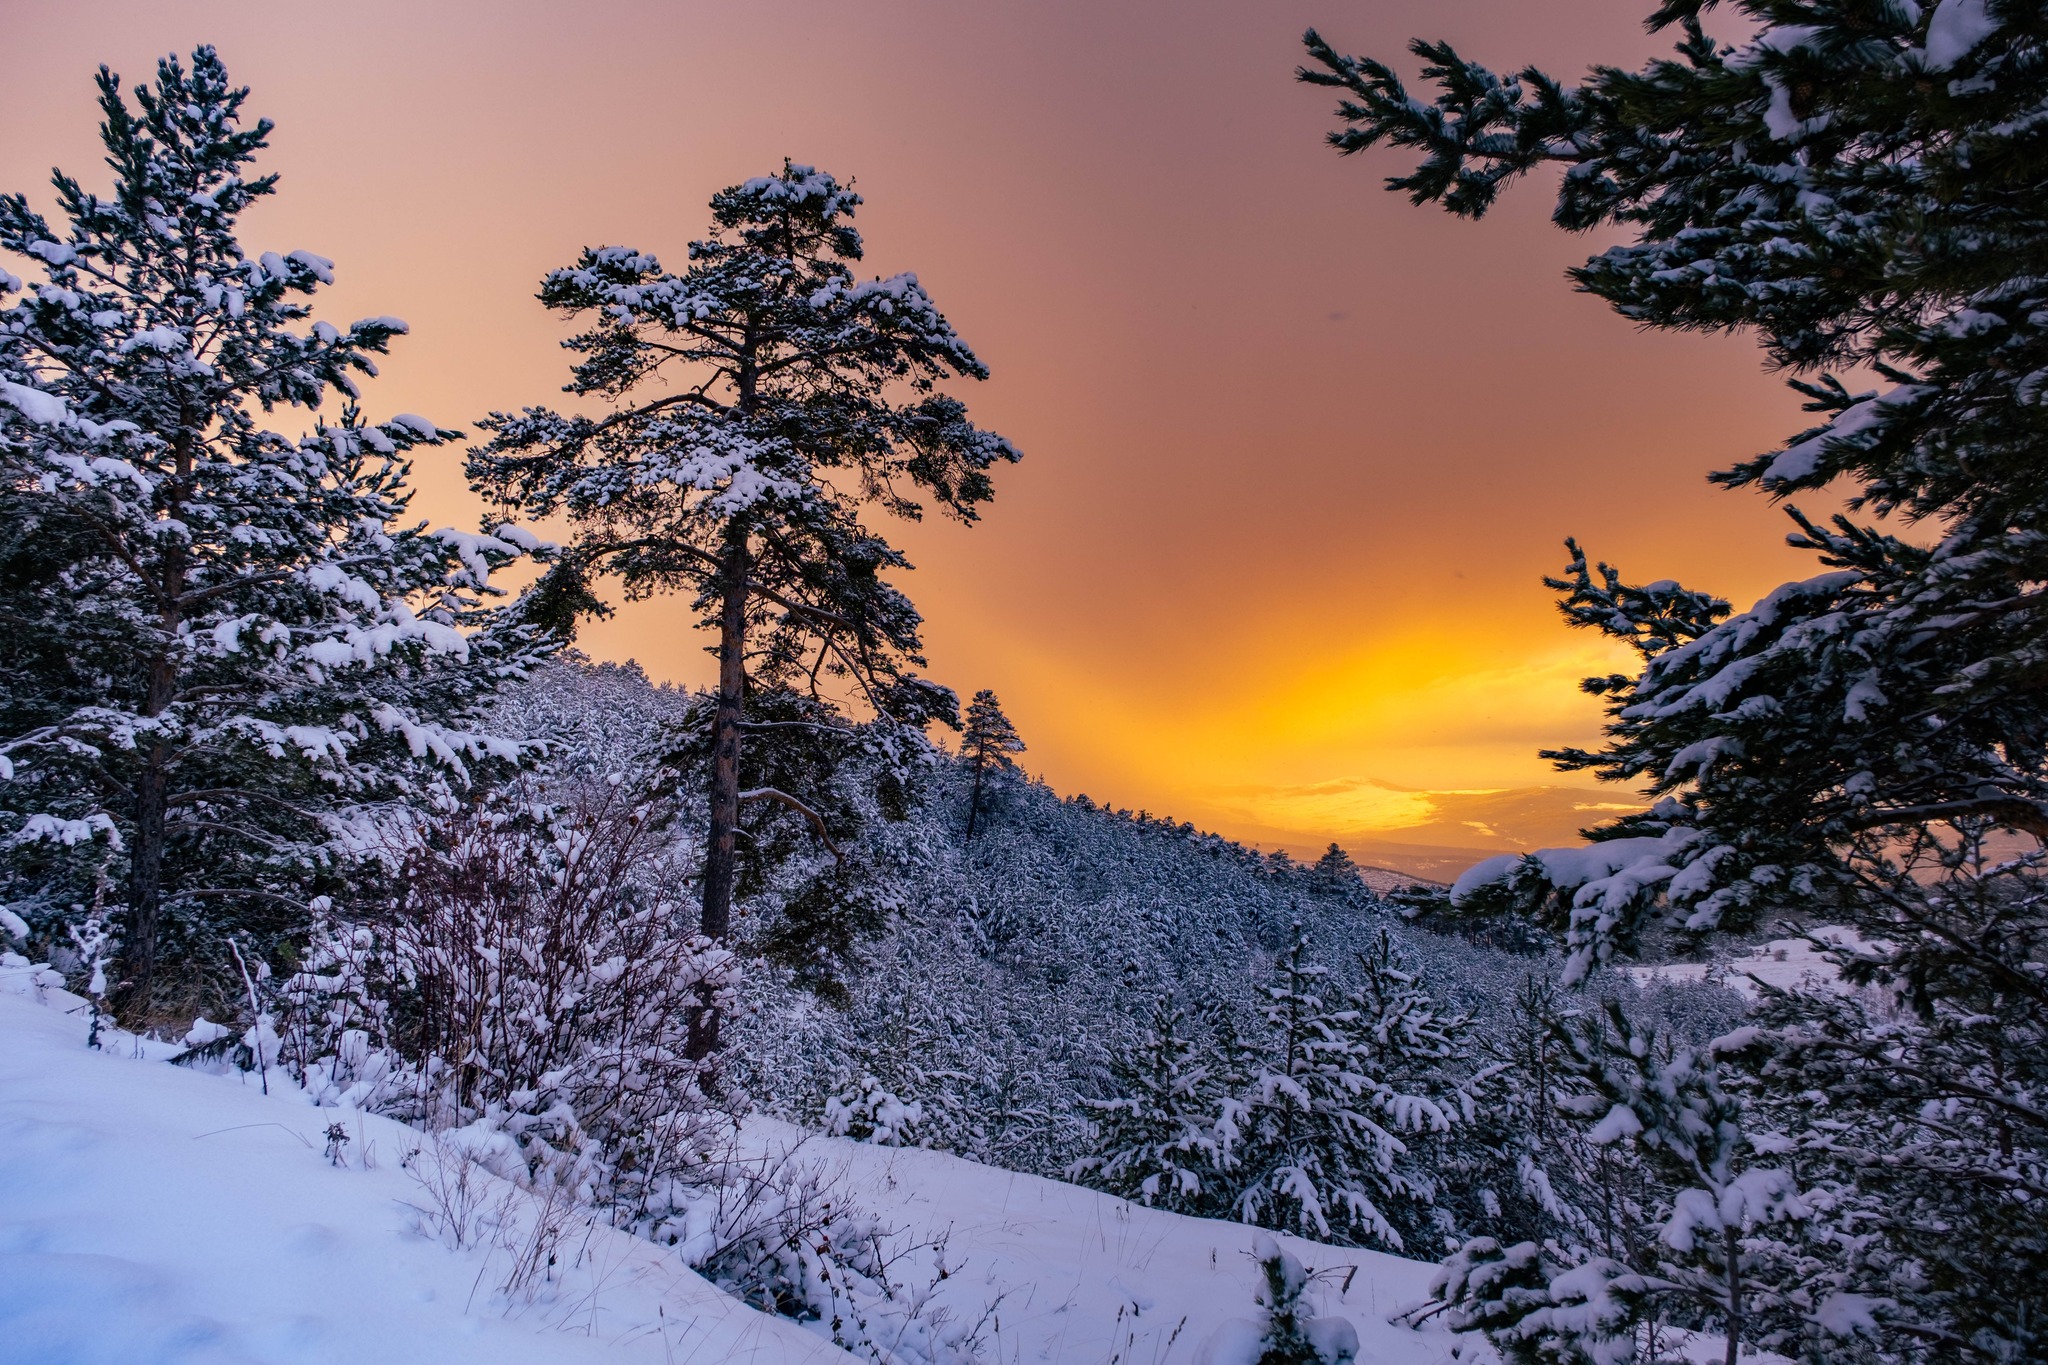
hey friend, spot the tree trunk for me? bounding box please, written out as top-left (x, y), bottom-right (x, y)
top-left (964, 745), bottom-right (985, 843)
top-left (689, 533), bottom-right (749, 1059)
top-left (1722, 1222), bottom-right (1744, 1365)
top-left (114, 498), bottom-right (185, 1025)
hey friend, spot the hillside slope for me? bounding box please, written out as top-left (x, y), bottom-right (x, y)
top-left (769, 1122), bottom-right (1470, 1365)
top-left (0, 964), bottom-right (851, 1365)
top-left (0, 962), bottom-right (1480, 1365)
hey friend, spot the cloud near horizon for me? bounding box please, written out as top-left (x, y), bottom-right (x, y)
top-left (1212, 775), bottom-right (1642, 847)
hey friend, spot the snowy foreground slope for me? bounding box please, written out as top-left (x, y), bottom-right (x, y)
top-left (0, 970), bottom-right (848, 1365)
top-left (760, 1123), bottom-right (1466, 1365)
top-left (0, 969), bottom-right (1477, 1365)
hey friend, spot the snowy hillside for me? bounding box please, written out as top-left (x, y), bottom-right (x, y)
top-left (0, 963), bottom-right (1479, 1365)
top-left (1623, 930), bottom-right (1889, 1002)
top-left (0, 962), bottom-right (849, 1365)
top-left (752, 1124), bottom-right (1463, 1365)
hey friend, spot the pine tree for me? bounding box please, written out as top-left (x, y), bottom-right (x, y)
top-left (961, 688), bottom-right (1025, 843)
top-left (1202, 1234), bottom-right (1359, 1365)
top-left (1347, 932), bottom-right (1495, 1252)
top-left (1310, 842), bottom-right (1356, 887)
top-left (1070, 998), bottom-right (1221, 1214)
top-left (0, 48), bottom-right (552, 1020)
top-left (470, 163), bottom-right (1018, 1054)
top-left (1304, 6), bottom-right (2048, 1355)
top-left (1223, 930), bottom-right (1451, 1250)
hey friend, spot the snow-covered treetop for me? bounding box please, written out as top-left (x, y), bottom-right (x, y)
top-left (472, 160), bottom-right (1019, 728)
top-left (714, 162), bottom-right (865, 258)
top-left (1303, 3), bottom-right (2048, 520)
top-left (963, 690), bottom-right (1026, 770)
top-left (1, 47), bottom-right (418, 432)
top-left (489, 160), bottom-right (1013, 531)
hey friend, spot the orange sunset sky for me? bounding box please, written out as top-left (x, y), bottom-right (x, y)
top-left (8, 1), bottom-right (1820, 875)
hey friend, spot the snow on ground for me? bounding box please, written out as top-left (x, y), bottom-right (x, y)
top-left (748, 1122), bottom-right (1476, 1365)
top-left (1624, 929), bottom-right (1878, 1000)
top-left (0, 961), bottom-right (1480, 1365)
top-left (0, 962), bottom-right (851, 1365)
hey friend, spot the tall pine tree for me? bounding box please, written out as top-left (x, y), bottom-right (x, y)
top-left (0, 48), bottom-right (552, 1021)
top-left (1303, 4), bottom-right (2048, 1356)
top-left (470, 162), bottom-right (1018, 1053)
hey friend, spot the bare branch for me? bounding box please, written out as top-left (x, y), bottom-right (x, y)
top-left (738, 786), bottom-right (844, 863)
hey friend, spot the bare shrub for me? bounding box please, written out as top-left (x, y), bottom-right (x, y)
top-left (278, 774), bottom-right (735, 1215)
top-left (399, 1134), bottom-right (496, 1250)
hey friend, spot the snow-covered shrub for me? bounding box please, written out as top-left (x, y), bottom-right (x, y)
top-left (1195, 1234), bottom-right (1358, 1365)
top-left (672, 1137), bottom-right (990, 1365)
top-left (381, 776), bottom-right (734, 1209)
top-left (1425, 1003), bottom-right (1840, 1363)
top-left (823, 1074), bottom-right (925, 1147)
top-left (274, 911), bottom-right (411, 1110)
top-left (66, 912), bottom-right (116, 1050)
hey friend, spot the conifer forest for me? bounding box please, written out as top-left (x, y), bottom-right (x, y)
top-left (4, 6), bottom-right (2046, 1363)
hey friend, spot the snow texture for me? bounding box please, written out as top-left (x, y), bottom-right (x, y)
top-left (0, 964), bottom-right (849, 1365)
top-left (1623, 929), bottom-right (1877, 1000)
top-left (1924, 0), bottom-right (1998, 70)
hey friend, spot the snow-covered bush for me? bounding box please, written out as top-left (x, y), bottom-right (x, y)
top-left (381, 776), bottom-right (734, 1209)
top-left (824, 1074), bottom-right (926, 1147)
top-left (671, 1138), bottom-right (991, 1365)
top-left (1196, 1234), bottom-right (1358, 1365)
top-left (1426, 1003), bottom-right (1845, 1363)
top-left (275, 911), bottom-right (409, 1109)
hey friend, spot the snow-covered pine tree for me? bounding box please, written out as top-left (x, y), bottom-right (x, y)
top-left (961, 688), bottom-right (1025, 843)
top-left (1346, 931), bottom-right (1495, 1251)
top-left (1196, 1234), bottom-right (1360, 1365)
top-left (1070, 998), bottom-right (1222, 1214)
top-left (1436, 1005), bottom-right (1835, 1365)
top-left (0, 48), bottom-right (552, 1021)
top-left (1446, 972), bottom-right (1613, 1259)
top-left (1304, 5), bottom-right (2048, 1354)
top-left (1223, 929), bottom-right (1451, 1250)
top-left (821, 1072), bottom-right (926, 1147)
top-left (470, 162), bottom-right (1018, 1054)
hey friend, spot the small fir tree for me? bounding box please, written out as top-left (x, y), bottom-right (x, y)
top-left (1197, 1234), bottom-right (1359, 1365)
top-left (1311, 842), bottom-right (1357, 888)
top-left (1070, 998), bottom-right (1221, 1214)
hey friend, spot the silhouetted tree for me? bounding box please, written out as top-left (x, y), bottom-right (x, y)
top-left (962, 689), bottom-right (1026, 842)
